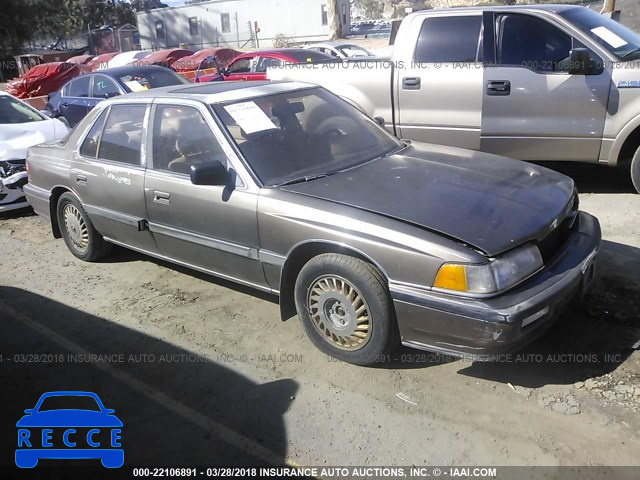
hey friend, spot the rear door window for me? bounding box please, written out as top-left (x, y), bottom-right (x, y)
top-left (415, 16), bottom-right (482, 63)
top-left (256, 56), bottom-right (283, 73)
top-left (97, 105), bottom-right (146, 166)
top-left (66, 76), bottom-right (91, 97)
top-left (79, 109), bottom-right (108, 158)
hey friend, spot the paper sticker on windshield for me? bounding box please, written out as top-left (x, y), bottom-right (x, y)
top-left (224, 101), bottom-right (277, 134)
top-left (591, 26), bottom-right (628, 48)
top-left (123, 80), bottom-right (148, 92)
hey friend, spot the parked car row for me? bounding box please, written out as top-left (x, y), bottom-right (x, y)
top-left (45, 66), bottom-right (188, 127)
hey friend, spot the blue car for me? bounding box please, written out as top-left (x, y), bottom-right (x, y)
top-left (46, 65), bottom-right (188, 127)
top-left (16, 391), bottom-right (123, 468)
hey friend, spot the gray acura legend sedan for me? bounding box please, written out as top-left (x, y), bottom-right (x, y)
top-left (23, 81), bottom-right (601, 365)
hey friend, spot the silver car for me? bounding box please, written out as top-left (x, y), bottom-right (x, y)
top-left (24, 81), bottom-right (601, 365)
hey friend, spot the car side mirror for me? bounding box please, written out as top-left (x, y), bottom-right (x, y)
top-left (568, 48), bottom-right (591, 75)
top-left (105, 409), bottom-right (115, 414)
top-left (24, 409), bottom-right (34, 414)
top-left (373, 116), bottom-right (385, 127)
top-left (104, 91), bottom-right (119, 99)
top-left (190, 161), bottom-right (228, 186)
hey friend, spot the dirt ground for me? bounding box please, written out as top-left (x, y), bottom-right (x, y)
top-left (0, 162), bottom-right (639, 475)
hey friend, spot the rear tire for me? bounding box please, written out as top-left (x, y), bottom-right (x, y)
top-left (294, 253), bottom-right (399, 365)
top-left (56, 192), bottom-right (111, 261)
top-left (631, 146), bottom-right (640, 194)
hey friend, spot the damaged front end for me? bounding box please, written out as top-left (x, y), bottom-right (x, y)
top-left (0, 160), bottom-right (29, 212)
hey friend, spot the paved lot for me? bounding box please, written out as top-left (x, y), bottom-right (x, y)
top-left (1, 162), bottom-right (639, 473)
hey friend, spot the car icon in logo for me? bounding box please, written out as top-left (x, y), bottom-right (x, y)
top-left (16, 391), bottom-right (123, 468)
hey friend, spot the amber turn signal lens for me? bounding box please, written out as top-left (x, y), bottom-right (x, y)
top-left (433, 264), bottom-right (467, 292)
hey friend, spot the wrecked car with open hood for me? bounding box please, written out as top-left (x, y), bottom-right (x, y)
top-left (0, 91), bottom-right (69, 212)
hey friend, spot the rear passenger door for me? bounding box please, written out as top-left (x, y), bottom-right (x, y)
top-left (395, 13), bottom-right (484, 150)
top-left (75, 103), bottom-right (158, 253)
top-left (144, 102), bottom-right (265, 287)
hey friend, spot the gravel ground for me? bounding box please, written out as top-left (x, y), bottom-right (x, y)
top-left (0, 163), bottom-right (639, 473)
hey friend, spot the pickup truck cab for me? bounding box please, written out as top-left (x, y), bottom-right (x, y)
top-left (269, 5), bottom-right (640, 192)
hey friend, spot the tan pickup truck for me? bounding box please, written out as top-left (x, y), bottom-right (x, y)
top-left (269, 4), bottom-right (640, 192)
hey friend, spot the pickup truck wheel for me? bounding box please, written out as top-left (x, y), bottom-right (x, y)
top-left (631, 147), bottom-right (640, 194)
top-left (57, 192), bottom-right (111, 261)
top-left (294, 253), bottom-right (399, 365)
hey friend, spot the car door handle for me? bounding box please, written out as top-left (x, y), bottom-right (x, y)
top-left (153, 191), bottom-right (170, 205)
top-left (60, 102), bottom-right (69, 108)
top-left (76, 173), bottom-right (87, 183)
top-left (402, 77), bottom-right (421, 90)
top-left (487, 80), bottom-right (511, 96)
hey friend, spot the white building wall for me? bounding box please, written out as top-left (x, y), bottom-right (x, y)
top-left (136, 0), bottom-right (351, 51)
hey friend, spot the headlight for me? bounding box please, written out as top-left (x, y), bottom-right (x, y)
top-left (433, 244), bottom-right (543, 295)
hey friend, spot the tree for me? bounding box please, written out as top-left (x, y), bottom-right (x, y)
top-left (0, 0), bottom-right (73, 55)
top-left (0, 0), bottom-right (167, 57)
top-left (352, 0), bottom-right (384, 19)
top-left (327, 0), bottom-right (342, 40)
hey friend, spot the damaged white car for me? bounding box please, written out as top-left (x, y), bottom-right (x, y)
top-left (0, 91), bottom-right (69, 213)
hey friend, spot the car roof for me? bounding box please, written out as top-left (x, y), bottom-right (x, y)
top-left (418, 3), bottom-right (580, 13)
top-left (308, 42), bottom-right (359, 48)
top-left (107, 80), bottom-right (318, 104)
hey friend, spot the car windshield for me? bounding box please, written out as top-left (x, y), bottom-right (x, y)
top-left (560, 7), bottom-right (640, 60)
top-left (212, 87), bottom-right (402, 187)
top-left (38, 395), bottom-right (101, 412)
top-left (118, 70), bottom-right (187, 92)
top-left (0, 95), bottom-right (46, 124)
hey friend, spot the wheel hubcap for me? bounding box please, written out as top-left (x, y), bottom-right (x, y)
top-left (307, 275), bottom-right (371, 350)
top-left (63, 204), bottom-right (89, 252)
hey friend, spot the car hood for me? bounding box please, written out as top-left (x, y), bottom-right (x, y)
top-left (0, 119), bottom-right (68, 161)
top-left (280, 143), bottom-right (575, 256)
top-left (16, 410), bottom-right (123, 427)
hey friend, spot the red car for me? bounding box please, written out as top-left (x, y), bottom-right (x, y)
top-left (217, 48), bottom-right (334, 81)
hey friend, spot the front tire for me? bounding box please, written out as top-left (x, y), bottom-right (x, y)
top-left (631, 146), bottom-right (640, 194)
top-left (294, 253), bottom-right (399, 365)
top-left (57, 192), bottom-right (111, 261)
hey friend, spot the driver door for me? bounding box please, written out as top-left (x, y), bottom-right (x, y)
top-left (144, 102), bottom-right (266, 287)
top-left (481, 11), bottom-right (610, 162)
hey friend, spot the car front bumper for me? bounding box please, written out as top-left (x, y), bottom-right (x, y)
top-left (390, 212), bottom-right (601, 360)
